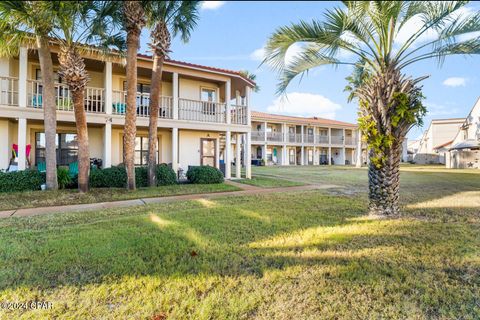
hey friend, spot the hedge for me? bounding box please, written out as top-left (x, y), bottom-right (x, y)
top-left (0, 170), bottom-right (43, 192)
top-left (186, 166), bottom-right (224, 184)
top-left (156, 164), bottom-right (177, 185)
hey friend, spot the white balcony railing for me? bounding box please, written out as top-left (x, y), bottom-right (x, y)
top-left (267, 131), bottom-right (283, 142)
top-left (27, 80), bottom-right (105, 113)
top-left (331, 135), bottom-right (344, 144)
top-left (316, 135), bottom-right (329, 144)
top-left (112, 90), bottom-right (173, 118)
top-left (252, 130), bottom-right (265, 141)
top-left (231, 104), bottom-right (248, 125)
top-left (344, 136), bottom-right (354, 145)
top-left (178, 98), bottom-right (226, 123)
top-left (288, 133), bottom-right (302, 143)
top-left (304, 134), bottom-right (314, 143)
top-left (0, 76), bottom-right (18, 106)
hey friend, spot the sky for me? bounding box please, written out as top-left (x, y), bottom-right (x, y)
top-left (139, 1), bottom-right (480, 140)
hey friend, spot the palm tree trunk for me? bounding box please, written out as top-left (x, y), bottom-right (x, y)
top-left (36, 36), bottom-right (58, 190)
top-left (147, 53), bottom-right (164, 186)
top-left (367, 140), bottom-right (402, 215)
top-left (124, 31), bottom-right (140, 190)
top-left (71, 90), bottom-right (90, 193)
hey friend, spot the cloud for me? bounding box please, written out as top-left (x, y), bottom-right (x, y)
top-left (250, 43), bottom-right (303, 66)
top-left (442, 77), bottom-right (467, 87)
top-left (425, 102), bottom-right (460, 116)
top-left (200, 1), bottom-right (225, 10)
top-left (250, 47), bottom-right (265, 61)
top-left (266, 92), bottom-right (342, 119)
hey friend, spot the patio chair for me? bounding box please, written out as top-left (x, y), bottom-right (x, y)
top-left (37, 162), bottom-right (46, 173)
top-left (68, 161), bottom-right (79, 178)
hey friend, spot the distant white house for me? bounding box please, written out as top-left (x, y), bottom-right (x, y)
top-left (413, 118), bottom-right (464, 164)
top-left (446, 98), bottom-right (480, 169)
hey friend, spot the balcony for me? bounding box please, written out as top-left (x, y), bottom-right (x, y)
top-left (288, 133), bottom-right (302, 143)
top-left (316, 135), bottom-right (329, 144)
top-left (331, 135), bottom-right (344, 145)
top-left (267, 131), bottom-right (283, 142)
top-left (304, 134), bottom-right (314, 143)
top-left (0, 77), bottom-right (249, 126)
top-left (252, 130), bottom-right (265, 141)
top-left (344, 136), bottom-right (355, 145)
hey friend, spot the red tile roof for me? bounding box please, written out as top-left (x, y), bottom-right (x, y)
top-left (251, 111), bottom-right (357, 128)
top-left (136, 53), bottom-right (256, 87)
top-left (434, 139), bottom-right (454, 150)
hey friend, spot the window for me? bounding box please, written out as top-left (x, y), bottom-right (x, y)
top-left (201, 88), bottom-right (217, 115)
top-left (35, 132), bottom-right (78, 166)
top-left (35, 69), bottom-right (64, 98)
top-left (201, 139), bottom-right (216, 167)
top-left (123, 81), bottom-right (150, 107)
top-left (308, 149), bottom-right (314, 164)
top-left (134, 136), bottom-right (159, 166)
top-left (266, 147), bottom-right (273, 162)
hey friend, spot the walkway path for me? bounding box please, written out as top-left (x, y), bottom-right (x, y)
top-left (0, 183), bottom-right (338, 219)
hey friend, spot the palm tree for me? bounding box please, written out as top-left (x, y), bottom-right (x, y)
top-left (122, 1), bottom-right (146, 191)
top-left (0, 1), bottom-right (58, 190)
top-left (239, 70), bottom-right (260, 93)
top-left (263, 1), bottom-right (480, 215)
top-left (50, 1), bottom-right (123, 192)
top-left (145, 1), bottom-right (199, 187)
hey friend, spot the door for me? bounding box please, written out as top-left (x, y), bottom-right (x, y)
top-left (200, 138), bottom-right (216, 167)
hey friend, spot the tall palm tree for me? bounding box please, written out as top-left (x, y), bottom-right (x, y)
top-left (122, 0), bottom-right (146, 191)
top-left (50, 1), bottom-right (123, 192)
top-left (263, 1), bottom-right (480, 215)
top-left (145, 1), bottom-right (199, 187)
top-left (0, 1), bottom-right (58, 189)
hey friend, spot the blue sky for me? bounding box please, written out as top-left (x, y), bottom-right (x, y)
top-left (139, 1), bottom-right (480, 139)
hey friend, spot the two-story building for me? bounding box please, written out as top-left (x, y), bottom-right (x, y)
top-left (250, 111), bottom-right (361, 166)
top-left (0, 44), bottom-right (254, 179)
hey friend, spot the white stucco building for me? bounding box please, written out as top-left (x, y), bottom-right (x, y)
top-left (446, 98), bottom-right (480, 169)
top-left (0, 43), bottom-right (254, 179)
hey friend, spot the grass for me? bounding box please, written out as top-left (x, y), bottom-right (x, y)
top-left (0, 183), bottom-right (240, 211)
top-left (0, 165), bottom-right (479, 319)
top-left (236, 175), bottom-right (305, 188)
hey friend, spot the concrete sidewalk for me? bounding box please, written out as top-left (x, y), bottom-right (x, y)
top-left (0, 183), bottom-right (335, 219)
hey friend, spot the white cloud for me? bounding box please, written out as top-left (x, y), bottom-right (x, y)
top-left (442, 77), bottom-right (467, 87)
top-left (250, 43), bottom-right (303, 66)
top-left (200, 1), bottom-right (225, 10)
top-left (266, 92), bottom-right (342, 119)
top-left (425, 102), bottom-right (459, 116)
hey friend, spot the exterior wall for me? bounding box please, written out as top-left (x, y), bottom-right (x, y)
top-left (0, 119), bottom-right (10, 170)
top-left (179, 78), bottom-right (220, 101)
top-left (178, 130), bottom-right (220, 169)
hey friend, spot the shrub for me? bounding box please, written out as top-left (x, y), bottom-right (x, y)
top-left (0, 169), bottom-right (43, 193)
top-left (89, 166), bottom-right (127, 188)
top-left (57, 167), bottom-right (72, 189)
top-left (186, 166), bottom-right (224, 184)
top-left (135, 166), bottom-right (148, 188)
top-left (156, 164), bottom-right (176, 185)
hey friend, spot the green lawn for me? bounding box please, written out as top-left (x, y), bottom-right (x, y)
top-left (0, 183), bottom-right (240, 211)
top-left (236, 175), bottom-right (305, 188)
top-left (0, 165), bottom-right (479, 319)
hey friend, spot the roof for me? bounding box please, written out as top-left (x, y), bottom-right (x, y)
top-left (450, 139), bottom-right (480, 150)
top-left (136, 54), bottom-right (256, 87)
top-left (434, 140), bottom-right (454, 150)
top-left (251, 111), bottom-right (357, 128)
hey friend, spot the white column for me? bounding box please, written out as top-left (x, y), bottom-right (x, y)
top-left (172, 127), bottom-right (178, 175)
top-left (262, 144), bottom-right (267, 162)
top-left (225, 130), bottom-right (231, 179)
top-left (328, 128), bottom-right (331, 145)
top-left (225, 80), bottom-right (231, 124)
top-left (104, 61), bottom-right (112, 115)
top-left (264, 121), bottom-right (267, 142)
top-left (282, 123), bottom-right (287, 143)
top-left (246, 132), bottom-right (252, 179)
top-left (328, 146), bottom-right (332, 165)
top-left (17, 118), bottom-right (27, 170)
top-left (172, 73), bottom-right (179, 120)
top-left (17, 47), bottom-right (28, 170)
top-left (236, 133), bottom-right (241, 178)
top-left (356, 130), bottom-right (362, 168)
top-left (300, 146), bottom-right (304, 165)
top-left (103, 122), bottom-right (112, 168)
top-left (18, 46), bottom-right (28, 108)
top-left (245, 86), bottom-right (252, 178)
top-left (235, 90), bottom-right (241, 106)
top-left (343, 128), bottom-right (346, 147)
top-left (283, 146), bottom-right (288, 165)
top-left (301, 125), bottom-right (304, 143)
top-left (342, 147), bottom-right (346, 165)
